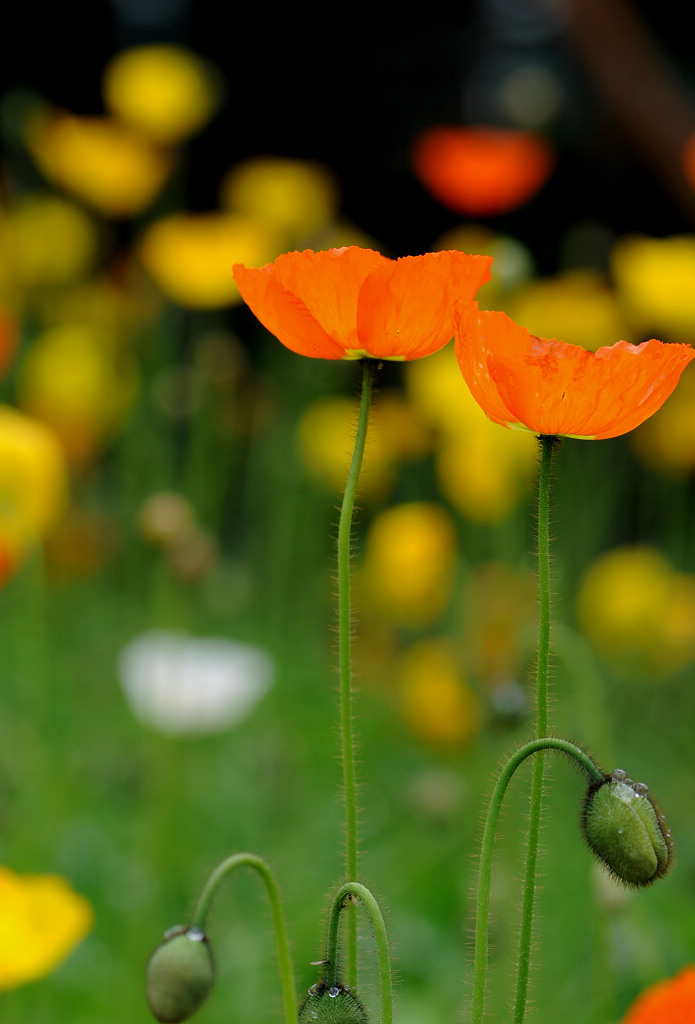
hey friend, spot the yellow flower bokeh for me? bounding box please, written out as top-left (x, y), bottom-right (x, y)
top-left (220, 156), bottom-right (339, 246)
top-left (0, 404), bottom-right (68, 576)
top-left (612, 234), bottom-right (695, 340)
top-left (505, 269), bottom-right (633, 352)
top-left (360, 502), bottom-right (457, 627)
top-left (138, 212), bottom-right (278, 309)
top-left (406, 345), bottom-right (537, 522)
top-left (576, 546), bottom-right (695, 676)
top-left (0, 866), bottom-right (93, 991)
top-left (103, 44), bottom-right (220, 145)
top-left (632, 361), bottom-right (695, 473)
top-left (0, 194), bottom-right (101, 292)
top-left (297, 392), bottom-right (427, 501)
top-left (398, 640), bottom-right (483, 748)
top-left (26, 110), bottom-right (173, 218)
top-left (17, 324), bottom-right (138, 467)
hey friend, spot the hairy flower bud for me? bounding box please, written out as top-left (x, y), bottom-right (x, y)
top-left (581, 770), bottom-right (673, 887)
top-left (299, 982), bottom-right (368, 1024)
top-left (146, 925), bottom-right (214, 1022)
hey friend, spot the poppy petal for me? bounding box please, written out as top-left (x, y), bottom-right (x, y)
top-left (271, 247), bottom-right (389, 354)
top-left (356, 251), bottom-right (493, 360)
top-left (490, 335), bottom-right (695, 438)
top-left (454, 304), bottom-right (520, 428)
top-left (233, 262), bottom-right (345, 358)
top-left (456, 306), bottom-right (695, 438)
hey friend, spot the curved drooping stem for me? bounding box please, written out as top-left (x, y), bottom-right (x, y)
top-left (324, 881), bottom-right (393, 1024)
top-left (513, 433), bottom-right (555, 1024)
top-left (190, 852), bottom-right (298, 1024)
top-left (337, 358), bottom-right (376, 989)
top-left (469, 737), bottom-right (604, 1024)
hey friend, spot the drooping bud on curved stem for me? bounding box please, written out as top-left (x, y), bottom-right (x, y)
top-left (471, 737), bottom-right (615, 1024)
top-left (582, 769), bottom-right (673, 887)
top-left (299, 982), bottom-right (368, 1024)
top-left (145, 852), bottom-right (298, 1024)
top-left (146, 926), bottom-right (214, 1022)
top-left (303, 881), bottom-right (392, 1024)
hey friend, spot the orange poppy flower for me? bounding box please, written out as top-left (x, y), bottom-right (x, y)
top-left (411, 126), bottom-right (554, 217)
top-left (621, 966), bottom-right (695, 1024)
top-left (454, 303), bottom-right (695, 439)
top-left (232, 246), bottom-right (492, 360)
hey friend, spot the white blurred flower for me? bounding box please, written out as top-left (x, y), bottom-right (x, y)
top-left (118, 630), bottom-right (274, 735)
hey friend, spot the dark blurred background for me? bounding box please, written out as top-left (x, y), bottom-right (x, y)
top-left (5, 0), bottom-right (695, 268)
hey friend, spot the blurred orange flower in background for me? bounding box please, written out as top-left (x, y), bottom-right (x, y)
top-left (454, 303), bottom-right (695, 439)
top-left (0, 866), bottom-right (93, 991)
top-left (233, 245), bottom-right (492, 360)
top-left (411, 126), bottom-right (554, 216)
top-left (621, 966), bottom-right (695, 1024)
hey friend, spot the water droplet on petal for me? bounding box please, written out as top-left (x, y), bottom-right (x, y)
top-left (328, 987), bottom-right (340, 998)
top-left (633, 782), bottom-right (649, 797)
top-left (612, 769), bottom-right (627, 781)
top-left (186, 926), bottom-right (206, 942)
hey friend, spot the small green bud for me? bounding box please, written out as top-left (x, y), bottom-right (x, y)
top-left (299, 982), bottom-right (368, 1024)
top-left (146, 925), bottom-right (215, 1022)
top-left (581, 769), bottom-right (673, 887)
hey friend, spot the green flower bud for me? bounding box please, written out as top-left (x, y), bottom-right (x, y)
top-left (299, 982), bottom-right (368, 1024)
top-left (146, 925), bottom-right (215, 1022)
top-left (581, 770), bottom-right (673, 887)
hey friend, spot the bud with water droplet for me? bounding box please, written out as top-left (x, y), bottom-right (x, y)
top-left (146, 925), bottom-right (214, 1022)
top-left (299, 982), bottom-right (368, 1024)
top-left (581, 770), bottom-right (673, 887)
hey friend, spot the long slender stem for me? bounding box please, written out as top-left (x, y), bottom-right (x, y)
top-left (190, 852), bottom-right (298, 1024)
top-left (512, 434), bottom-right (555, 1024)
top-left (337, 358), bottom-right (375, 989)
top-left (325, 882), bottom-right (393, 1024)
top-left (470, 738), bottom-right (603, 1024)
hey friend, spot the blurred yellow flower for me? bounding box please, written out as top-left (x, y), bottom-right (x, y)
top-left (0, 405), bottom-right (68, 577)
top-left (398, 640), bottom-right (483, 748)
top-left (220, 156), bottom-right (339, 246)
top-left (612, 234), bottom-right (695, 340)
top-left (103, 44), bottom-right (219, 145)
top-left (26, 110), bottom-right (172, 217)
top-left (632, 362), bottom-right (695, 473)
top-left (297, 393), bottom-right (426, 500)
top-left (138, 212), bottom-right (278, 309)
top-left (0, 194), bottom-right (100, 292)
top-left (576, 546), bottom-right (695, 676)
top-left (433, 224), bottom-right (534, 309)
top-left (406, 345), bottom-right (537, 521)
top-left (0, 866), bottom-right (93, 990)
top-left (17, 324), bottom-right (138, 467)
top-left (505, 270), bottom-right (633, 352)
top-left (360, 502), bottom-right (457, 627)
